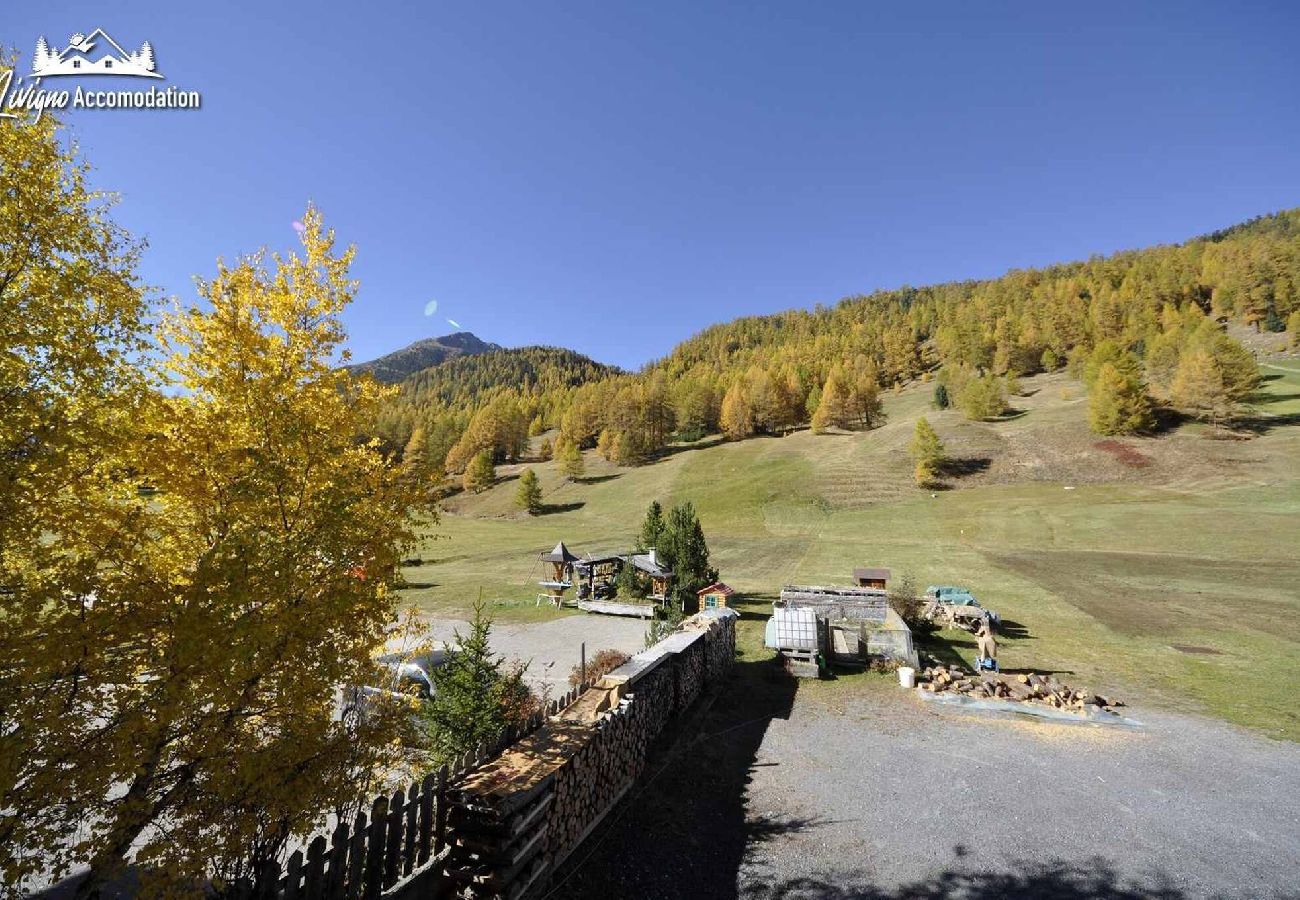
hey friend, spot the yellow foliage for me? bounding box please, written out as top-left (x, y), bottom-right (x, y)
top-left (1, 113), bottom-right (430, 896)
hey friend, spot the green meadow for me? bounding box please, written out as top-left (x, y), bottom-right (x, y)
top-left (398, 365), bottom-right (1300, 740)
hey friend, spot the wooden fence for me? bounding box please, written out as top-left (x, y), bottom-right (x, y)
top-left (260, 685), bottom-right (588, 899)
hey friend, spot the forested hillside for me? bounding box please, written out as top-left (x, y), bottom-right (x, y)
top-left (371, 209), bottom-right (1300, 475)
top-left (371, 345), bottom-right (621, 466)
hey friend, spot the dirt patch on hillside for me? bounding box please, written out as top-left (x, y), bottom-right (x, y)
top-left (985, 550), bottom-right (1300, 640)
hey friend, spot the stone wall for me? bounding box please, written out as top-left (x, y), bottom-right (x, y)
top-left (440, 609), bottom-right (736, 899)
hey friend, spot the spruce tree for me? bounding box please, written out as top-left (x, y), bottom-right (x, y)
top-left (662, 501), bottom-right (715, 607)
top-left (639, 500), bottom-right (666, 551)
top-left (420, 602), bottom-right (532, 766)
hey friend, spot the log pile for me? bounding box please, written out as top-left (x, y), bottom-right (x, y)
top-left (443, 784), bottom-right (553, 900)
top-left (544, 698), bottom-right (642, 868)
top-left (674, 642), bottom-right (706, 709)
top-left (437, 610), bottom-right (737, 899)
top-left (919, 666), bottom-right (1125, 714)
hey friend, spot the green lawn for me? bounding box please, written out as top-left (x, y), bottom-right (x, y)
top-left (398, 365), bottom-right (1300, 740)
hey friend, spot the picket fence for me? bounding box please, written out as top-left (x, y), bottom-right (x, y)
top-left (258, 685), bottom-right (587, 900)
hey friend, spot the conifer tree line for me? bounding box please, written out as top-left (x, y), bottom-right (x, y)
top-left (374, 211), bottom-right (1297, 472)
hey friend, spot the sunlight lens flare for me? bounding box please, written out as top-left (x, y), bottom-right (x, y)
top-left (424, 299), bottom-right (438, 316)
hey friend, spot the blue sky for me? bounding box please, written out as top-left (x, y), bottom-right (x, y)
top-left (7, 2), bottom-right (1299, 369)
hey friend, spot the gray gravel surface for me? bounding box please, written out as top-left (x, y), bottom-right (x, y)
top-left (557, 660), bottom-right (1300, 900)
top-left (420, 613), bottom-right (648, 690)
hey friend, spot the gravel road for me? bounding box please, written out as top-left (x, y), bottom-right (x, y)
top-left (558, 660), bottom-right (1300, 900)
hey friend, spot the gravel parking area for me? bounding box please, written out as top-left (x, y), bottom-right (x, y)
top-left (558, 659), bottom-right (1300, 900)
top-left (420, 613), bottom-right (648, 690)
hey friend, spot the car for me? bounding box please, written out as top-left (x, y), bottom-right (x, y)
top-left (371, 646), bottom-right (457, 700)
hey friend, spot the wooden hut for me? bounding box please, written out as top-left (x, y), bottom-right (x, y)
top-left (630, 549), bottom-right (673, 602)
top-left (853, 567), bottom-right (891, 590)
top-left (573, 553), bottom-right (623, 601)
top-left (696, 582), bottom-right (735, 610)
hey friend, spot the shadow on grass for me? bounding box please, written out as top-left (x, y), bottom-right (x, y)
top-left (645, 435), bottom-right (729, 462)
top-left (573, 473), bottom-right (622, 484)
top-left (538, 501), bottom-right (586, 515)
top-left (1231, 411), bottom-right (1300, 435)
top-left (997, 618), bottom-right (1031, 640)
top-left (558, 655), bottom-right (800, 899)
top-left (939, 456), bottom-right (992, 479)
top-left (738, 857), bottom-right (1235, 900)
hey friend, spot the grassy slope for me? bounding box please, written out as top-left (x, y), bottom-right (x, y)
top-left (398, 365), bottom-right (1300, 740)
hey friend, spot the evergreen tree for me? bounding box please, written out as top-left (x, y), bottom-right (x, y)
top-left (661, 501), bottom-right (715, 608)
top-left (463, 450), bottom-right (495, 493)
top-left (1289, 310), bottom-right (1300, 347)
top-left (910, 417), bottom-right (944, 486)
top-left (420, 602), bottom-right (533, 766)
top-left (639, 500), bottom-right (666, 551)
top-left (614, 553), bottom-right (647, 599)
top-left (539, 437), bottom-right (553, 460)
top-left (933, 382), bottom-right (950, 409)
top-left (1088, 362), bottom-right (1154, 435)
top-left (515, 467), bottom-right (542, 514)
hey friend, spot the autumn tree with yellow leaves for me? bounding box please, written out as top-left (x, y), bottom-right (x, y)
top-left (1, 107), bottom-right (430, 897)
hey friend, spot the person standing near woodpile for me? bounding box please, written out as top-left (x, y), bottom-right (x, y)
top-left (975, 617), bottom-right (999, 672)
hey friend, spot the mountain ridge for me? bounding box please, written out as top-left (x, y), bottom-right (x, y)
top-left (348, 331), bottom-right (502, 384)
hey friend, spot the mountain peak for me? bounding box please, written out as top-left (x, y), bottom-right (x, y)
top-left (349, 331), bottom-right (501, 384)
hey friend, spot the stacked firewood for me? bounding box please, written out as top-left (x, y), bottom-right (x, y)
top-left (545, 698), bottom-right (643, 866)
top-left (444, 780), bottom-right (554, 899)
top-left (919, 665), bottom-right (1125, 714)
top-left (675, 643), bottom-right (706, 708)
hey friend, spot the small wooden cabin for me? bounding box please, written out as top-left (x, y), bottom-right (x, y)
top-left (696, 582), bottom-right (735, 610)
top-left (630, 549), bottom-right (673, 602)
top-left (853, 567), bottom-right (891, 590)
